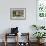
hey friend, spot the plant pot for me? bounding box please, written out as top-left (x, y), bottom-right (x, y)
top-left (37, 39), bottom-right (40, 43)
top-left (37, 39), bottom-right (45, 44)
top-left (40, 38), bottom-right (45, 43)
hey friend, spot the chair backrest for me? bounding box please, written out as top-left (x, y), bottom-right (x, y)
top-left (11, 27), bottom-right (18, 34)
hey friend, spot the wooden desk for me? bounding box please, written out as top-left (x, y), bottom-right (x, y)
top-left (4, 33), bottom-right (18, 46)
top-left (4, 33), bottom-right (30, 46)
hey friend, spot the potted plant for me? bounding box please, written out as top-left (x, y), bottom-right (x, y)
top-left (40, 26), bottom-right (45, 29)
top-left (32, 24), bottom-right (45, 30)
top-left (32, 25), bottom-right (39, 30)
top-left (33, 32), bottom-right (46, 43)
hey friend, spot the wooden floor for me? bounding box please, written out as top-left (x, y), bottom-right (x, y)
top-left (0, 42), bottom-right (46, 46)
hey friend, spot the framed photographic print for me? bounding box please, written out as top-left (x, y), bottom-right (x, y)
top-left (10, 8), bottom-right (26, 20)
top-left (36, 0), bottom-right (46, 26)
top-left (37, 0), bottom-right (46, 19)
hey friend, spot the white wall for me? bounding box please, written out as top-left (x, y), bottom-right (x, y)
top-left (0, 0), bottom-right (37, 42)
top-left (0, 0), bottom-right (36, 34)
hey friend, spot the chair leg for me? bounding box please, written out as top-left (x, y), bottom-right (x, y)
top-left (4, 41), bottom-right (7, 46)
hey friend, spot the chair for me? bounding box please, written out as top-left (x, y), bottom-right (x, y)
top-left (18, 33), bottom-right (30, 46)
top-left (4, 27), bottom-right (19, 46)
top-left (4, 33), bottom-right (18, 46)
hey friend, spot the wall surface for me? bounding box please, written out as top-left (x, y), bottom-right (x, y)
top-left (0, 0), bottom-right (37, 42)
